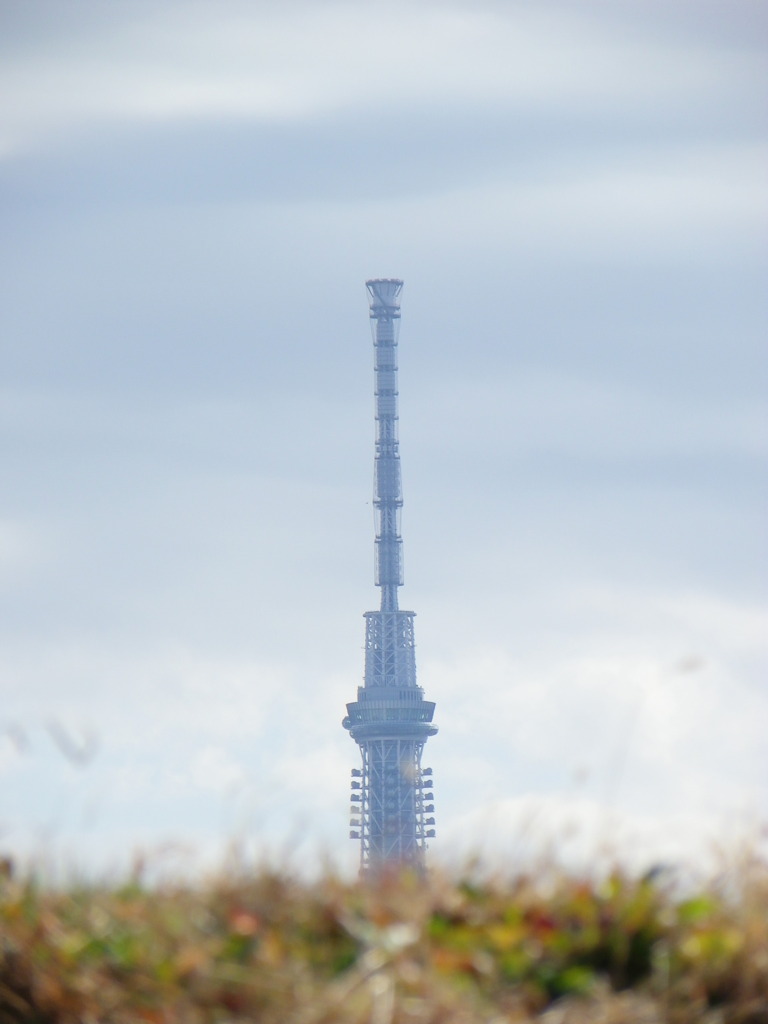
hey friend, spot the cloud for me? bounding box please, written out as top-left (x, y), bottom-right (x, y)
top-left (0, 519), bottom-right (45, 574)
top-left (437, 792), bottom-right (759, 877)
top-left (410, 367), bottom-right (767, 463)
top-left (0, 729), bottom-right (26, 779)
top-left (1, 0), bottom-right (762, 160)
top-left (423, 585), bottom-right (766, 824)
top-left (189, 745), bottom-right (247, 794)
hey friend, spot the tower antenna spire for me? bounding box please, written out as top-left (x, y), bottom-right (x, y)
top-left (342, 280), bottom-right (438, 873)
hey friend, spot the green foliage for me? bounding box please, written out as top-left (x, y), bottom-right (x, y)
top-left (0, 853), bottom-right (766, 1023)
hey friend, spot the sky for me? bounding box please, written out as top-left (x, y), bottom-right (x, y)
top-left (1, 0), bottom-right (766, 879)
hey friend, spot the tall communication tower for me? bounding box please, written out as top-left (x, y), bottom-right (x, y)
top-left (342, 279), bottom-right (437, 872)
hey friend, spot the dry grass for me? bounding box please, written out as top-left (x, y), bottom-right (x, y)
top-left (1, 848), bottom-right (766, 1023)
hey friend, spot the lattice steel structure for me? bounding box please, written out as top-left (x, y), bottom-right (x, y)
top-left (342, 279), bottom-right (437, 873)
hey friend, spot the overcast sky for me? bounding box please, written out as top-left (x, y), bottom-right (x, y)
top-left (1, 0), bottom-right (766, 878)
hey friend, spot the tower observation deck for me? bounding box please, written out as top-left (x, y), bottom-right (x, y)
top-left (342, 279), bottom-right (437, 873)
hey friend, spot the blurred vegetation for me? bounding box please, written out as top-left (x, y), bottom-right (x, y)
top-left (1, 849), bottom-right (766, 1023)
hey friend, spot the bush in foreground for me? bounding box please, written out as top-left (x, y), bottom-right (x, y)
top-left (1, 851), bottom-right (766, 1023)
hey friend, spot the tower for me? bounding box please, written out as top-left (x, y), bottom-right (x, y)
top-left (342, 279), bottom-right (437, 873)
